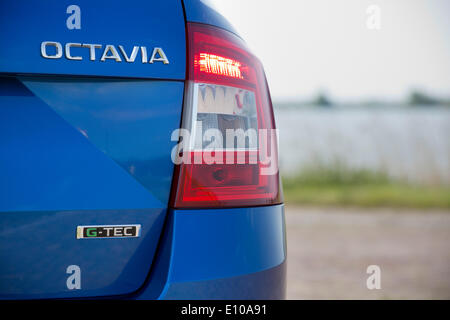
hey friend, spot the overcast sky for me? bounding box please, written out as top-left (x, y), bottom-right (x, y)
top-left (213, 0), bottom-right (450, 102)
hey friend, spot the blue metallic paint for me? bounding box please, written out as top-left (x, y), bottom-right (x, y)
top-left (134, 204), bottom-right (286, 300)
top-left (169, 206), bottom-right (286, 282)
top-left (183, 0), bottom-right (239, 36)
top-left (0, 0), bottom-right (186, 79)
top-left (1, 77), bottom-right (184, 210)
top-left (0, 0), bottom-right (286, 300)
top-left (0, 209), bottom-right (165, 299)
top-left (0, 76), bottom-right (184, 298)
top-left (162, 261), bottom-right (287, 300)
top-left (21, 77), bottom-right (185, 204)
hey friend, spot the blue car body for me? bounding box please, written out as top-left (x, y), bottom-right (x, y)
top-left (0, 0), bottom-right (286, 299)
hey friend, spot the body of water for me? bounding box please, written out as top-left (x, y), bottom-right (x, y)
top-left (274, 107), bottom-right (450, 185)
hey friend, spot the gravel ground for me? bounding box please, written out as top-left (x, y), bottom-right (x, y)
top-left (285, 206), bottom-right (450, 299)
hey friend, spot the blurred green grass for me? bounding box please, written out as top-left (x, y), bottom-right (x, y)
top-left (282, 165), bottom-right (450, 208)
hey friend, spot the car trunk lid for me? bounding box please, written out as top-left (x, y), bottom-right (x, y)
top-left (0, 0), bottom-right (185, 298)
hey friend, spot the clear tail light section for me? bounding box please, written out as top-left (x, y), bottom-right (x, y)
top-left (169, 23), bottom-right (282, 208)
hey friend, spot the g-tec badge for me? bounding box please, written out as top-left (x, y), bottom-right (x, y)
top-left (76, 225), bottom-right (141, 239)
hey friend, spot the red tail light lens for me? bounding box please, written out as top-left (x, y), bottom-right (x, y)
top-left (169, 23), bottom-right (282, 208)
top-left (197, 53), bottom-right (244, 79)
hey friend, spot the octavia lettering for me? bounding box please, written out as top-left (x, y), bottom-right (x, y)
top-left (41, 41), bottom-right (169, 64)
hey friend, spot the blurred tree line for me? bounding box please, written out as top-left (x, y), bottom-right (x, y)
top-left (311, 89), bottom-right (450, 107)
top-left (408, 90), bottom-right (447, 106)
top-left (274, 89), bottom-right (450, 109)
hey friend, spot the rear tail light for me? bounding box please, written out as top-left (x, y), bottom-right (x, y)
top-left (169, 23), bottom-right (282, 208)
